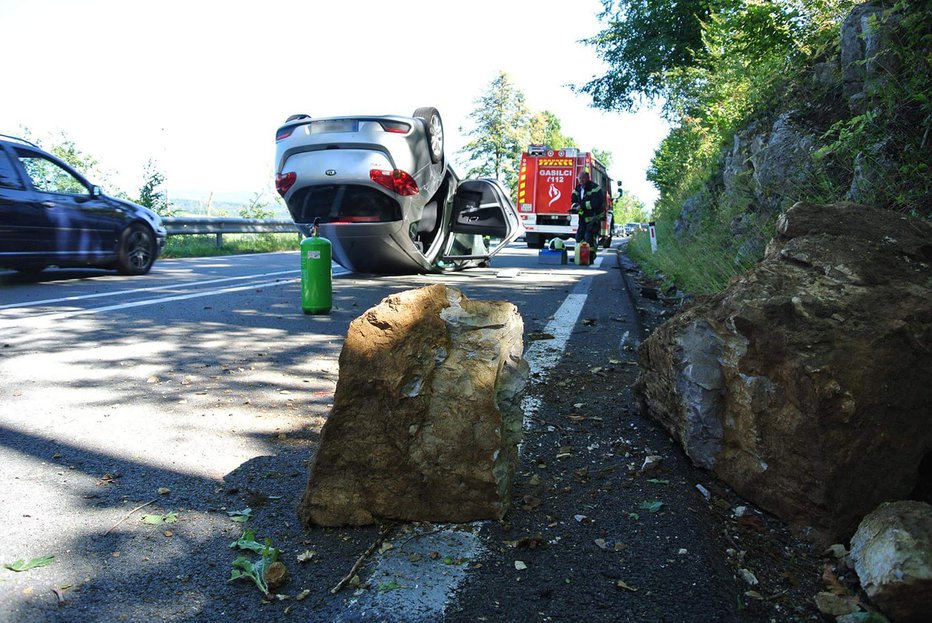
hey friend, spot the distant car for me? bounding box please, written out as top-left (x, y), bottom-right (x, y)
top-left (274, 108), bottom-right (522, 274)
top-left (624, 222), bottom-right (640, 236)
top-left (0, 135), bottom-right (166, 276)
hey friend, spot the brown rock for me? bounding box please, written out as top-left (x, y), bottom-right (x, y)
top-left (298, 285), bottom-right (528, 526)
top-left (850, 501), bottom-right (932, 623)
top-left (635, 202), bottom-right (932, 544)
top-left (265, 561), bottom-right (288, 592)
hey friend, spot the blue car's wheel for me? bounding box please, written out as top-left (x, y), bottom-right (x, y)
top-left (116, 224), bottom-right (156, 275)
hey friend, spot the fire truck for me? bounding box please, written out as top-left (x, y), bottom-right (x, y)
top-left (516, 145), bottom-right (614, 249)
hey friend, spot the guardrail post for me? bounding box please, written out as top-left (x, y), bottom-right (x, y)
top-left (215, 233), bottom-right (223, 248)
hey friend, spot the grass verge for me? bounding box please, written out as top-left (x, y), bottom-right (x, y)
top-left (161, 233), bottom-right (300, 259)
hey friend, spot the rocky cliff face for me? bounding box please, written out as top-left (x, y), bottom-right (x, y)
top-left (635, 202), bottom-right (932, 545)
top-left (674, 1), bottom-right (930, 250)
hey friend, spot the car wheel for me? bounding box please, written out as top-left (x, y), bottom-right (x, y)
top-left (286, 114), bottom-right (310, 122)
top-left (116, 224), bottom-right (156, 275)
top-left (413, 107), bottom-right (444, 164)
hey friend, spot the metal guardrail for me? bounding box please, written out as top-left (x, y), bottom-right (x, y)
top-left (162, 217), bottom-right (300, 247)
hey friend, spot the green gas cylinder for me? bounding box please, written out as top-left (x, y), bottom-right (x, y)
top-left (300, 222), bottom-right (332, 314)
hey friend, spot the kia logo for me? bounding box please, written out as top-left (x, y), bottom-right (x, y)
top-left (325, 169), bottom-right (337, 176)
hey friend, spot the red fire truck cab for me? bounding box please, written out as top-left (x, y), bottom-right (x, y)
top-left (516, 145), bottom-right (614, 249)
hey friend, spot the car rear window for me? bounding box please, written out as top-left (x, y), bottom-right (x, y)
top-left (288, 185), bottom-right (402, 224)
top-left (0, 150), bottom-right (24, 189)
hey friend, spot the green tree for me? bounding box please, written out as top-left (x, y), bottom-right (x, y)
top-left (50, 134), bottom-right (100, 173)
top-left (592, 149), bottom-right (613, 170)
top-left (613, 189), bottom-right (648, 224)
top-left (578, 0), bottom-right (721, 112)
top-left (528, 111), bottom-right (576, 149)
top-left (49, 132), bottom-right (119, 191)
top-left (459, 71), bottom-right (531, 194)
top-left (239, 191), bottom-right (275, 219)
top-left (17, 129), bottom-right (122, 193)
top-left (137, 159), bottom-right (176, 217)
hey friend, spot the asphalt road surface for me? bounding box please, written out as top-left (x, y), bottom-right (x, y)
top-left (0, 244), bottom-right (823, 622)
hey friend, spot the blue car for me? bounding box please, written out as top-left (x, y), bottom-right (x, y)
top-left (0, 135), bottom-right (166, 276)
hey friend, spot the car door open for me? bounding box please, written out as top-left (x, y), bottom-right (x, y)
top-left (442, 179), bottom-right (523, 262)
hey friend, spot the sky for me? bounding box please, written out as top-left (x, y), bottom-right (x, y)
top-left (1, 0), bottom-right (669, 208)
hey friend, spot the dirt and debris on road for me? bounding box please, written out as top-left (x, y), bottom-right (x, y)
top-left (1, 245), bottom-right (864, 622)
top-left (442, 248), bottom-right (832, 622)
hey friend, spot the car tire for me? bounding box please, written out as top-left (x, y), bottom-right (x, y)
top-left (413, 107), bottom-right (444, 164)
top-left (116, 224), bottom-right (156, 275)
top-left (286, 114), bottom-right (310, 122)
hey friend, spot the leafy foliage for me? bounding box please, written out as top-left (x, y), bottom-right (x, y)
top-left (161, 233), bottom-right (298, 258)
top-left (5, 555), bottom-right (55, 572)
top-left (460, 72), bottom-right (612, 201)
top-left (459, 71), bottom-right (531, 191)
top-left (613, 188), bottom-right (648, 224)
top-left (810, 0), bottom-right (932, 213)
top-left (238, 191), bottom-right (277, 220)
top-left (579, 0), bottom-right (718, 111)
top-left (137, 158), bottom-right (177, 217)
top-left (528, 110), bottom-right (577, 149)
top-left (228, 531), bottom-right (280, 597)
top-left (587, 0), bottom-right (930, 293)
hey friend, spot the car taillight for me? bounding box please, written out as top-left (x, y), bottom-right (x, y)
top-left (379, 121), bottom-right (411, 134)
top-left (332, 216), bottom-right (381, 223)
top-left (369, 169), bottom-right (419, 196)
top-left (276, 127), bottom-right (294, 141)
top-left (275, 172), bottom-right (297, 196)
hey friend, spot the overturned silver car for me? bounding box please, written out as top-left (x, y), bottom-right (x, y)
top-left (274, 108), bottom-right (522, 274)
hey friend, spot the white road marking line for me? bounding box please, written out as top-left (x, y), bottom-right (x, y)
top-left (0, 270), bottom-right (300, 310)
top-left (339, 526), bottom-right (482, 623)
top-left (1, 278), bottom-right (299, 328)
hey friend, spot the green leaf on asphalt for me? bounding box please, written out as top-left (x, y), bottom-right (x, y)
top-left (228, 535), bottom-right (280, 597)
top-left (646, 479), bottom-right (670, 485)
top-left (627, 512), bottom-right (640, 520)
top-left (227, 507), bottom-right (253, 523)
top-left (5, 555), bottom-right (55, 572)
top-left (230, 529), bottom-right (280, 557)
top-left (639, 500), bottom-right (664, 513)
top-left (141, 512), bottom-right (178, 524)
top-left (378, 578), bottom-right (402, 592)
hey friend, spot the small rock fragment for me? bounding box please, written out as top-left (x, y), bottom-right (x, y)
top-left (640, 455), bottom-right (662, 472)
top-left (814, 592), bottom-right (859, 617)
top-left (738, 568), bottom-right (759, 586)
top-left (265, 561), bottom-right (288, 591)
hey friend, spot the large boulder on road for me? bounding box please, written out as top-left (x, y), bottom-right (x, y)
top-left (635, 202), bottom-right (932, 544)
top-left (298, 284), bottom-right (528, 527)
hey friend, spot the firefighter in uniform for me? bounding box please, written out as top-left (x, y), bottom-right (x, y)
top-left (571, 170), bottom-right (605, 260)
